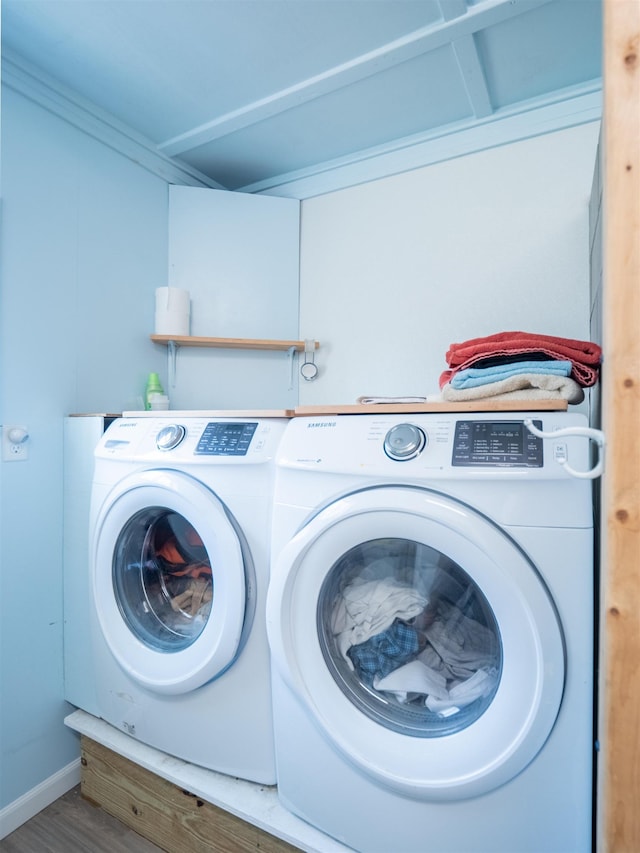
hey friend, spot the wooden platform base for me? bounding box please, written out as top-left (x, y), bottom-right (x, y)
top-left (80, 736), bottom-right (301, 853)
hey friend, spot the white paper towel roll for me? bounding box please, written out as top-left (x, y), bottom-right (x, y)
top-left (155, 287), bottom-right (190, 336)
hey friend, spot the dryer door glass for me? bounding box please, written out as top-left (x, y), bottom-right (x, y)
top-left (317, 537), bottom-right (502, 737)
top-left (113, 507), bottom-right (213, 652)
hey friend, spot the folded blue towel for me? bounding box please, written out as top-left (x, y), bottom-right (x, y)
top-left (450, 359), bottom-right (573, 389)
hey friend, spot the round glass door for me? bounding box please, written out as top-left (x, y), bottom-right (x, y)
top-left (93, 469), bottom-right (249, 695)
top-left (267, 486), bottom-right (565, 800)
top-left (317, 537), bottom-right (502, 738)
top-left (113, 507), bottom-right (214, 652)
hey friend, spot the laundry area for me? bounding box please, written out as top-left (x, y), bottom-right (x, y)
top-left (1, 1), bottom-right (638, 852)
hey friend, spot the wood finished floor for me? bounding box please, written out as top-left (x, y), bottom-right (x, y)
top-left (0, 786), bottom-right (164, 853)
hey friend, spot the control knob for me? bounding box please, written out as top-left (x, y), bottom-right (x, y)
top-left (383, 423), bottom-right (427, 461)
top-left (156, 424), bottom-right (186, 451)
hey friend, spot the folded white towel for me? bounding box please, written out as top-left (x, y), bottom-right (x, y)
top-left (441, 373), bottom-right (584, 404)
top-left (357, 395), bottom-right (437, 404)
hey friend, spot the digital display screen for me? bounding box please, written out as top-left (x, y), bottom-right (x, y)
top-left (484, 423), bottom-right (523, 455)
top-left (452, 420), bottom-right (543, 468)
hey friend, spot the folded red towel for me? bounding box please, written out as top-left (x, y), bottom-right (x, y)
top-left (440, 331), bottom-right (602, 388)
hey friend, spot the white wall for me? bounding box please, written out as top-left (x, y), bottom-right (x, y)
top-left (0, 86), bottom-right (168, 817)
top-left (299, 123), bottom-right (601, 409)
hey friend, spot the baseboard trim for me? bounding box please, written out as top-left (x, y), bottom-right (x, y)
top-left (0, 758), bottom-right (81, 840)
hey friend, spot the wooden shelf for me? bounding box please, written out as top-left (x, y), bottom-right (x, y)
top-left (151, 334), bottom-right (319, 352)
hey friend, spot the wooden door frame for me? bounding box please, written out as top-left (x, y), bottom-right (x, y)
top-left (599, 0), bottom-right (640, 849)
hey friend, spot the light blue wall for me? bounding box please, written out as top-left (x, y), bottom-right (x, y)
top-left (166, 186), bottom-right (300, 411)
top-left (0, 73), bottom-right (601, 821)
top-left (0, 86), bottom-right (168, 809)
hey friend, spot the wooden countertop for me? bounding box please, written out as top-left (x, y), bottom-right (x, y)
top-left (69, 402), bottom-right (570, 420)
top-left (293, 400), bottom-right (568, 415)
top-left (120, 409), bottom-right (295, 418)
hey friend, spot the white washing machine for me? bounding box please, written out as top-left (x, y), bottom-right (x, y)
top-left (266, 412), bottom-right (594, 852)
top-left (64, 414), bottom-right (118, 718)
top-left (89, 412), bottom-right (288, 784)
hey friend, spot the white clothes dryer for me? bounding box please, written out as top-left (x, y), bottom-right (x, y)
top-left (89, 412), bottom-right (288, 784)
top-left (266, 412), bottom-right (594, 852)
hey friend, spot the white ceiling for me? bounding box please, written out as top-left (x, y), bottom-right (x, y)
top-left (1, 0), bottom-right (602, 193)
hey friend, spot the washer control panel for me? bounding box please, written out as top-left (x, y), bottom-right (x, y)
top-left (195, 421), bottom-right (258, 456)
top-left (452, 420), bottom-right (543, 468)
top-left (97, 416), bottom-right (285, 463)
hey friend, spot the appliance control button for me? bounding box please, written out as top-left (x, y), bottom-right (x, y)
top-left (156, 424), bottom-right (186, 451)
top-left (383, 423), bottom-right (427, 461)
top-left (553, 442), bottom-right (568, 463)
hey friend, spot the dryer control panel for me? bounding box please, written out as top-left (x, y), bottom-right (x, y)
top-left (276, 412), bottom-right (590, 482)
top-left (452, 420), bottom-right (543, 468)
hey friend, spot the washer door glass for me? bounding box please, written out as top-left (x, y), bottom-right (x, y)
top-left (317, 537), bottom-right (501, 738)
top-left (94, 470), bottom-right (249, 695)
top-left (267, 486), bottom-right (565, 800)
top-left (113, 507), bottom-right (214, 652)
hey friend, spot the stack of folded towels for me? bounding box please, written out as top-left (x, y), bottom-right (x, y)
top-left (439, 331), bottom-right (602, 404)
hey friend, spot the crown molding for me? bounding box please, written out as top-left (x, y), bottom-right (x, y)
top-left (1, 51), bottom-right (225, 190)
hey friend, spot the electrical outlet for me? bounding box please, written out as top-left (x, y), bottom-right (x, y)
top-left (2, 425), bottom-right (29, 462)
